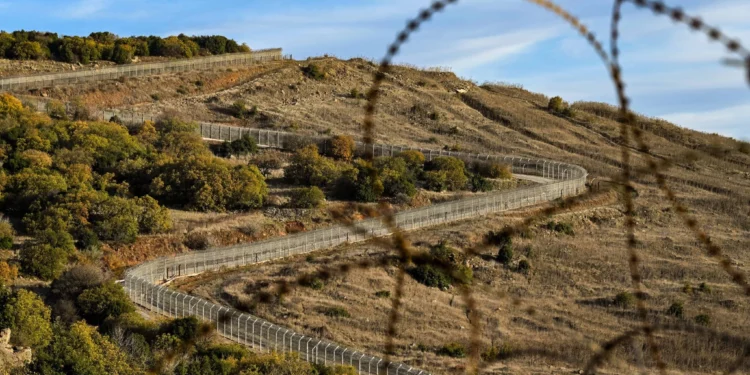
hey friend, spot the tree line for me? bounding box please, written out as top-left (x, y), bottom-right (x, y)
top-left (0, 30), bottom-right (251, 65)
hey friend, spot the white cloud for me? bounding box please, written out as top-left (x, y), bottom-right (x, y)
top-left (661, 103), bottom-right (750, 138)
top-left (63, 0), bottom-right (109, 19)
top-left (430, 28), bottom-right (559, 71)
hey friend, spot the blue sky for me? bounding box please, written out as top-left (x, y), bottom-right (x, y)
top-left (0, 0), bottom-right (747, 139)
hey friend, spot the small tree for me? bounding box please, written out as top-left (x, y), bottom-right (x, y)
top-left (548, 96), bottom-right (564, 113)
top-left (517, 259), bottom-right (531, 274)
top-left (0, 289), bottom-right (52, 348)
top-left (45, 100), bottom-right (68, 120)
top-left (424, 171), bottom-right (448, 192)
top-left (495, 232), bottom-right (513, 265)
top-left (0, 218), bottom-right (14, 249)
top-left (19, 239), bottom-right (70, 281)
top-left (613, 291), bottom-right (635, 308)
top-left (396, 150), bottom-right (425, 171)
top-left (289, 187), bottom-right (325, 208)
top-left (77, 281), bottom-right (135, 325)
top-left (666, 302), bottom-right (684, 318)
top-left (0, 261), bottom-right (18, 284)
top-left (327, 135), bottom-right (356, 161)
top-left (425, 157), bottom-right (467, 191)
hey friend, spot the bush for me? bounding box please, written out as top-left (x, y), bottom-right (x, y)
top-left (409, 264), bottom-right (452, 289)
top-left (694, 314), bottom-right (711, 326)
top-left (349, 88), bottom-right (363, 99)
top-left (517, 259), bottom-right (531, 274)
top-left (19, 237), bottom-right (70, 281)
top-left (334, 161), bottom-right (383, 202)
top-left (481, 343), bottom-right (513, 361)
top-left (136, 195), bottom-right (173, 234)
top-left (0, 218), bottom-right (14, 249)
top-left (195, 80), bottom-right (204, 87)
top-left (666, 301), bottom-right (684, 318)
top-left (326, 135), bottom-right (355, 161)
top-left (475, 162), bottom-right (512, 179)
top-left (613, 291), bottom-right (635, 308)
top-left (0, 261), bottom-right (18, 284)
top-left (375, 290), bottom-right (390, 298)
top-left (423, 171), bottom-right (447, 193)
top-left (289, 186), bottom-right (325, 208)
top-left (77, 281), bottom-right (135, 325)
top-left (0, 289), bottom-right (52, 349)
top-left (300, 276), bottom-right (325, 290)
top-left (303, 64), bottom-right (325, 80)
top-left (437, 342), bottom-right (466, 358)
top-left (548, 96), bottom-right (564, 113)
top-left (50, 265), bottom-right (105, 301)
top-left (544, 221), bottom-right (575, 236)
top-left (396, 150), bottom-right (425, 171)
top-left (45, 100), bottom-right (68, 120)
top-left (698, 282), bottom-right (712, 294)
top-left (184, 232), bottom-right (211, 250)
top-left (322, 306), bottom-right (350, 318)
top-left (166, 316), bottom-right (203, 341)
top-left (494, 231), bottom-right (513, 265)
top-left (376, 157), bottom-right (416, 197)
top-left (231, 100), bottom-right (256, 119)
top-left (91, 196), bottom-right (139, 244)
top-left (252, 150), bottom-right (285, 177)
top-left (150, 93), bottom-right (161, 101)
top-left (425, 156), bottom-right (467, 191)
top-left (739, 141), bottom-right (750, 155)
top-left (71, 98), bottom-right (91, 121)
top-left (469, 174), bottom-right (494, 192)
top-left (284, 145), bottom-right (340, 187)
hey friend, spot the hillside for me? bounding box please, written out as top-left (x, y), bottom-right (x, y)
top-left (6, 56), bottom-right (750, 374)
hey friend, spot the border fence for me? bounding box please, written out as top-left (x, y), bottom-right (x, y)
top-left (124, 122), bottom-right (587, 375)
top-left (0, 48), bottom-right (285, 91)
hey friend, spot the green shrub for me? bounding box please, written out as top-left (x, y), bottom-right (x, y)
top-left (548, 96), bottom-right (564, 113)
top-left (77, 281), bottom-right (135, 325)
top-left (334, 161), bottom-right (383, 202)
top-left (45, 100), bottom-right (68, 120)
top-left (0, 289), bottom-right (52, 349)
top-left (437, 342), bottom-right (466, 358)
top-left (409, 264), bottom-right (452, 289)
top-left (396, 150), bottom-right (425, 171)
top-left (232, 100), bottom-right (253, 119)
top-left (544, 221), bottom-right (575, 236)
top-left (469, 174), bottom-right (494, 192)
top-left (289, 186), bottom-right (325, 208)
top-left (475, 162), bottom-right (513, 179)
top-left (109, 115), bottom-right (123, 125)
top-left (423, 170), bottom-right (448, 192)
top-left (0, 218), bottom-right (14, 250)
top-left (322, 306), bottom-right (350, 318)
top-left (481, 343), bottom-right (513, 361)
top-left (300, 276), bottom-right (325, 290)
top-left (694, 314), bottom-right (711, 326)
top-left (517, 259), bottom-right (531, 275)
top-left (19, 236), bottom-right (71, 281)
top-left (613, 291), bottom-right (635, 308)
top-left (350, 88), bottom-right (363, 99)
top-left (376, 157), bottom-right (416, 198)
top-left (682, 283), bottom-right (694, 294)
top-left (284, 145), bottom-right (340, 187)
top-left (166, 316), bottom-right (203, 341)
top-left (150, 93), bottom-right (161, 101)
top-left (375, 290), bottom-right (390, 298)
top-left (494, 231), bottom-right (513, 265)
top-left (424, 156), bottom-right (467, 191)
top-left (195, 80), bottom-right (204, 87)
top-left (666, 301), bottom-right (684, 318)
top-left (303, 64), bottom-right (325, 80)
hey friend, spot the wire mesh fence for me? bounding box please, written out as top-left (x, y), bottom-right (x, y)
top-left (0, 48), bottom-right (285, 91)
top-left (124, 122), bottom-right (587, 375)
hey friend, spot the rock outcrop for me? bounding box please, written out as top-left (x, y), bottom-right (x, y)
top-left (0, 329), bottom-right (32, 374)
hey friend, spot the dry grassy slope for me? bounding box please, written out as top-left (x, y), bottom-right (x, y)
top-left (98, 57), bottom-right (750, 199)
top-left (86, 58), bottom-right (746, 374)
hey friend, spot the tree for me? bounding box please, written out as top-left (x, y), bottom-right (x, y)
top-left (396, 150), bottom-right (425, 172)
top-left (334, 160), bottom-right (383, 202)
top-left (29, 321), bottom-right (134, 375)
top-left (10, 41), bottom-right (45, 59)
top-left (19, 235), bottom-right (71, 281)
top-left (0, 261), bottom-right (18, 284)
top-left (110, 43), bottom-right (134, 64)
top-left (326, 135), bottom-right (356, 161)
top-left (45, 100), bottom-right (68, 120)
top-left (0, 218), bottom-right (14, 249)
top-left (90, 196), bottom-right (139, 244)
top-left (136, 195), bottom-right (172, 234)
top-left (289, 187), bottom-right (325, 208)
top-left (423, 170), bottom-right (448, 192)
top-left (77, 281), bottom-right (135, 325)
top-left (229, 164), bottom-right (268, 209)
top-left (475, 162), bottom-right (512, 179)
top-left (376, 157), bottom-right (416, 197)
top-left (425, 156), bottom-right (467, 191)
top-left (284, 145), bottom-right (340, 187)
top-left (50, 264), bottom-right (106, 301)
top-left (0, 289), bottom-right (52, 348)
top-left (548, 96), bottom-right (564, 113)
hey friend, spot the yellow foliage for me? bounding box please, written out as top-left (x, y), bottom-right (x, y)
top-left (20, 149), bottom-right (53, 169)
top-left (0, 261), bottom-right (18, 284)
top-left (0, 93), bottom-right (24, 118)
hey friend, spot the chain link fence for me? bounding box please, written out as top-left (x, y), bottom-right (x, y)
top-left (124, 122), bottom-right (587, 375)
top-left (0, 49), bottom-right (285, 91)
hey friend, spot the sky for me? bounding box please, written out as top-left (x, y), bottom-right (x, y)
top-left (0, 0), bottom-right (747, 139)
